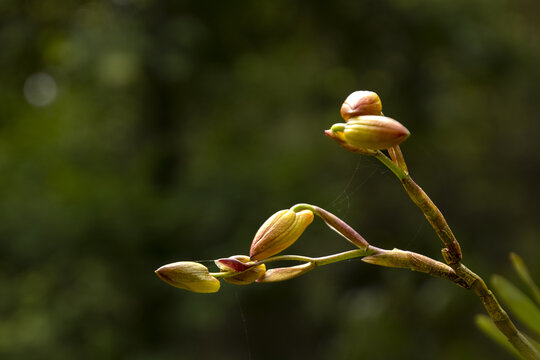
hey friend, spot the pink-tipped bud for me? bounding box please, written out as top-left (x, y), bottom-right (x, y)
top-left (250, 209), bottom-right (314, 261)
top-left (340, 91), bottom-right (383, 121)
top-left (215, 255), bottom-right (266, 285)
top-left (343, 115), bottom-right (410, 150)
top-left (155, 261), bottom-right (220, 293)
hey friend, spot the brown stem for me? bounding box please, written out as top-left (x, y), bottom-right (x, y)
top-left (398, 174), bottom-right (537, 358)
top-left (456, 264), bottom-right (540, 360)
top-left (375, 153), bottom-right (538, 358)
top-left (401, 176), bottom-right (462, 265)
top-left (339, 146), bottom-right (537, 358)
top-left (362, 248), bottom-right (540, 359)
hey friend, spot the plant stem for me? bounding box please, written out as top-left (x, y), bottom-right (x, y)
top-left (374, 150), bottom-right (540, 360)
top-left (211, 249), bottom-right (374, 279)
top-left (456, 264), bottom-right (540, 360)
top-left (374, 150), bottom-right (408, 180)
top-left (401, 176), bottom-right (463, 265)
top-left (257, 248), bottom-right (375, 267)
top-left (375, 150), bottom-right (462, 264)
top-left (215, 247), bottom-right (469, 288)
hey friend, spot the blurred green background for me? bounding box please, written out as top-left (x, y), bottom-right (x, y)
top-left (1, 0), bottom-right (540, 359)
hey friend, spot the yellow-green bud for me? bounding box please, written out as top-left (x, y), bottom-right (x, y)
top-left (215, 255), bottom-right (266, 285)
top-left (155, 261), bottom-right (220, 293)
top-left (342, 115), bottom-right (410, 150)
top-left (340, 91), bottom-right (383, 121)
top-left (250, 209), bottom-right (314, 261)
top-left (256, 262), bottom-right (315, 283)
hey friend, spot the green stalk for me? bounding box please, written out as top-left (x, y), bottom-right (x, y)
top-left (211, 249), bottom-right (374, 279)
top-left (215, 247), bottom-right (467, 287)
top-left (374, 150), bottom-right (408, 180)
top-left (257, 248), bottom-right (374, 267)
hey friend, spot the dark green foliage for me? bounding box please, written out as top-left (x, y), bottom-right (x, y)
top-left (1, 0), bottom-right (540, 358)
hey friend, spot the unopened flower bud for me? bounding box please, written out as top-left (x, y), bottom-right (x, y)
top-left (155, 261), bottom-right (220, 293)
top-left (340, 91), bottom-right (383, 121)
top-left (311, 205), bottom-right (369, 250)
top-left (361, 249), bottom-right (415, 269)
top-left (257, 262), bottom-right (315, 283)
top-left (341, 115), bottom-right (410, 150)
top-left (362, 249), bottom-right (464, 286)
top-left (215, 255), bottom-right (266, 285)
top-left (250, 209), bottom-right (314, 261)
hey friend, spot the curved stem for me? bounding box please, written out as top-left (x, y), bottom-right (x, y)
top-left (212, 249), bottom-right (375, 280)
top-left (216, 246), bottom-right (469, 289)
top-left (257, 247), bottom-right (375, 267)
top-left (375, 150), bottom-right (462, 264)
top-left (400, 176), bottom-right (462, 264)
top-left (375, 150), bottom-right (408, 180)
top-left (374, 149), bottom-right (539, 359)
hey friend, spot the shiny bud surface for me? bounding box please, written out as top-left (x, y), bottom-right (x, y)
top-left (250, 209), bottom-right (314, 261)
top-left (343, 115), bottom-right (410, 150)
top-left (340, 91), bottom-right (383, 121)
top-left (155, 261), bottom-right (220, 293)
top-left (257, 262), bottom-right (315, 283)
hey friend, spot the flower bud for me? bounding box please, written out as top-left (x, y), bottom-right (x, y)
top-left (361, 249), bottom-right (415, 269)
top-left (155, 261), bottom-right (220, 293)
top-left (311, 205), bottom-right (369, 250)
top-left (215, 255), bottom-right (266, 285)
top-left (362, 249), bottom-right (461, 284)
top-left (250, 209), bottom-right (314, 261)
top-left (340, 91), bottom-right (383, 121)
top-left (342, 115), bottom-right (410, 150)
top-left (257, 262), bottom-right (315, 283)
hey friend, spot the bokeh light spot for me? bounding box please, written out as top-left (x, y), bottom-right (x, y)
top-left (23, 72), bottom-right (58, 107)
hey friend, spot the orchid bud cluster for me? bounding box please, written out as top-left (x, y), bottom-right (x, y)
top-left (155, 203), bottom-right (372, 293)
top-left (155, 90), bottom-right (540, 360)
top-left (327, 90), bottom-right (410, 152)
top-left (156, 205), bottom-right (319, 293)
top-left (155, 90), bottom-right (413, 294)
